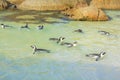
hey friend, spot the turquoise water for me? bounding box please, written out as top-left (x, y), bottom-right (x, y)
top-left (0, 10), bottom-right (120, 80)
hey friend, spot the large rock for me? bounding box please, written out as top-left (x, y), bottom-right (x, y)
top-left (90, 0), bottom-right (120, 9)
top-left (62, 6), bottom-right (108, 21)
top-left (18, 0), bottom-right (88, 10)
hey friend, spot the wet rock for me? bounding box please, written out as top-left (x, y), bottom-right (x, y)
top-left (90, 0), bottom-right (120, 9)
top-left (62, 6), bottom-right (108, 21)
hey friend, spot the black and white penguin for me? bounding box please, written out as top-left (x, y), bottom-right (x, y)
top-left (61, 41), bottom-right (78, 48)
top-left (49, 37), bottom-right (65, 44)
top-left (21, 23), bottom-right (29, 29)
top-left (98, 31), bottom-right (110, 36)
top-left (1, 24), bottom-right (12, 29)
top-left (1, 24), bottom-right (5, 29)
top-left (31, 45), bottom-right (50, 54)
top-left (86, 52), bottom-right (106, 61)
top-left (74, 29), bottom-right (83, 33)
top-left (57, 37), bottom-right (65, 44)
top-left (37, 25), bottom-right (44, 30)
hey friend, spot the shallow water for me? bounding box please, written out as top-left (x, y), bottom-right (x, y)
top-left (0, 10), bottom-right (120, 80)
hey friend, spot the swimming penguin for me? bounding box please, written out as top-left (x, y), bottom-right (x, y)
top-left (57, 37), bottom-right (65, 44)
top-left (74, 29), bottom-right (83, 33)
top-left (1, 24), bottom-right (5, 29)
top-left (21, 23), bottom-right (29, 29)
top-left (98, 31), bottom-right (110, 36)
top-left (1, 24), bottom-right (12, 29)
top-left (38, 25), bottom-right (44, 30)
top-left (31, 45), bottom-right (50, 54)
top-left (61, 41), bottom-right (78, 48)
top-left (49, 37), bottom-right (65, 43)
top-left (86, 52), bottom-right (106, 61)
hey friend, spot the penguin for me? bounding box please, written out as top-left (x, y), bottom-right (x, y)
top-left (86, 52), bottom-right (106, 61)
top-left (21, 23), bottom-right (30, 29)
top-left (31, 45), bottom-right (50, 54)
top-left (1, 24), bottom-right (5, 29)
top-left (38, 25), bottom-right (44, 30)
top-left (74, 29), bottom-right (83, 33)
top-left (61, 41), bottom-right (77, 48)
top-left (98, 31), bottom-right (110, 36)
top-left (57, 37), bottom-right (65, 44)
top-left (1, 24), bottom-right (12, 29)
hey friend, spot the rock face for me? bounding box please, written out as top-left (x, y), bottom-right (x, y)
top-left (7, 0), bottom-right (120, 10)
top-left (7, 0), bottom-right (24, 5)
top-left (62, 6), bottom-right (108, 21)
top-left (0, 0), bottom-right (8, 10)
top-left (90, 0), bottom-right (120, 9)
top-left (17, 0), bottom-right (88, 10)
top-left (1, 0), bottom-right (118, 21)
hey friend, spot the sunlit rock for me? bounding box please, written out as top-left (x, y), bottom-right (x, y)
top-left (62, 6), bottom-right (108, 21)
top-left (17, 0), bottom-right (88, 10)
top-left (90, 0), bottom-right (120, 9)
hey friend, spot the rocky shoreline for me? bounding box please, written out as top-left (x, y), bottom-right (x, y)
top-left (0, 0), bottom-right (120, 21)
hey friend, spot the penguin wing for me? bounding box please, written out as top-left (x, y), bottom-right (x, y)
top-left (49, 38), bottom-right (58, 40)
top-left (96, 57), bottom-right (100, 61)
top-left (86, 54), bottom-right (98, 57)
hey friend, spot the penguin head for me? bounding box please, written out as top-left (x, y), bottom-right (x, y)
top-left (31, 45), bottom-right (36, 48)
top-left (73, 41), bottom-right (77, 44)
top-left (59, 37), bottom-right (65, 40)
top-left (62, 37), bottom-right (65, 40)
top-left (100, 52), bottom-right (106, 55)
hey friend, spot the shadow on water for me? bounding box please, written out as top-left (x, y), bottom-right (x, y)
top-left (1, 10), bottom-right (70, 24)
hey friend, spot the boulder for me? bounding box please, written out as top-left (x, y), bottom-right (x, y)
top-left (90, 0), bottom-right (120, 9)
top-left (62, 6), bottom-right (108, 21)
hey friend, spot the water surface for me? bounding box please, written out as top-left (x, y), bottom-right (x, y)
top-left (0, 10), bottom-right (120, 80)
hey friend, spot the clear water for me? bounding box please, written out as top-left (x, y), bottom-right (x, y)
top-left (0, 10), bottom-right (120, 80)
